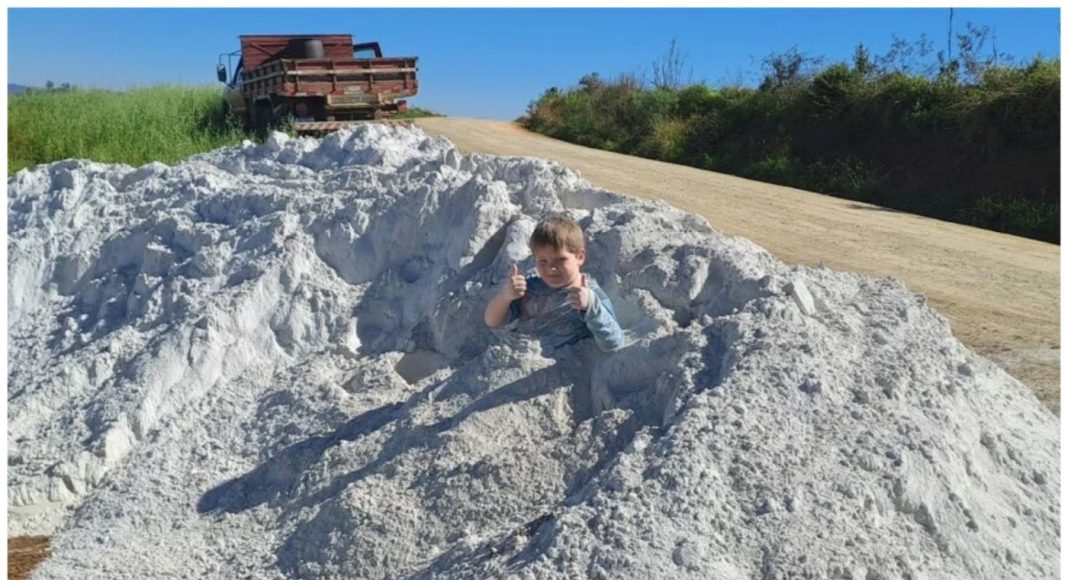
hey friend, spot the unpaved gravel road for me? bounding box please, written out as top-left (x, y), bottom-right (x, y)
top-left (413, 117), bottom-right (1061, 413)
top-left (8, 537), bottom-right (48, 580)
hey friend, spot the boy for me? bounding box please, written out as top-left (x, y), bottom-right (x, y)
top-left (484, 216), bottom-right (624, 353)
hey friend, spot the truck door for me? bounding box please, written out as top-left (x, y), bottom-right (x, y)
top-left (222, 60), bottom-right (246, 116)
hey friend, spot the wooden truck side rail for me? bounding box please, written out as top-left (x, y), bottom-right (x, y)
top-left (241, 56), bottom-right (419, 108)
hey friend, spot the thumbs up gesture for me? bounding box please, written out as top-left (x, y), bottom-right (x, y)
top-left (567, 273), bottom-right (591, 311)
top-left (503, 263), bottom-right (527, 299)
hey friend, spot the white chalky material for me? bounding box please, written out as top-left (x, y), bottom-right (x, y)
top-left (8, 125), bottom-right (1059, 579)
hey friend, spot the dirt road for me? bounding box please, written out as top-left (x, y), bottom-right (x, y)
top-left (413, 117), bottom-right (1061, 413)
top-left (8, 537), bottom-right (49, 580)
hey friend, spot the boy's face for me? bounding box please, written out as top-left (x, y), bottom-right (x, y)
top-left (532, 245), bottom-right (586, 289)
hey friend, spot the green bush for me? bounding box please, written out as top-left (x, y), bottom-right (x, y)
top-left (640, 116), bottom-right (690, 161)
top-left (959, 195), bottom-right (1059, 242)
top-left (809, 63), bottom-right (861, 117)
top-left (674, 85), bottom-right (718, 118)
top-left (748, 145), bottom-right (798, 183)
top-left (520, 55), bottom-right (1059, 243)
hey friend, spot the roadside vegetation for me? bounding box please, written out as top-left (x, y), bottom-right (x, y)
top-left (8, 85), bottom-right (245, 175)
top-left (521, 26), bottom-right (1059, 243)
top-left (392, 107), bottom-right (444, 119)
top-left (7, 84), bottom-right (441, 176)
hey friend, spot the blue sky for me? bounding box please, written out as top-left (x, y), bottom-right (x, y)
top-left (7, 7), bottom-right (1061, 120)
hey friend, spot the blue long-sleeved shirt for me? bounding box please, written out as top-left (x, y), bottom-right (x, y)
top-left (506, 276), bottom-right (624, 353)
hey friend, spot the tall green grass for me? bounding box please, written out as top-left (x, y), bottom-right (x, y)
top-left (7, 85), bottom-right (444, 176)
top-left (8, 85), bottom-right (246, 176)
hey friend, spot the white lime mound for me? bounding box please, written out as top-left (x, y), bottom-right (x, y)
top-left (7, 125), bottom-right (1058, 579)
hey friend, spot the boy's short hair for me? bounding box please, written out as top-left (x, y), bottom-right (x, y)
top-left (530, 216), bottom-right (586, 253)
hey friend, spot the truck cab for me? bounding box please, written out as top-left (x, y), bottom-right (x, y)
top-left (217, 60), bottom-right (246, 119)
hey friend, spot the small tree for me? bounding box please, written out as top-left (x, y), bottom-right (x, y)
top-left (958, 22), bottom-right (997, 83)
top-left (652, 39), bottom-right (693, 90)
top-left (935, 21), bottom-right (1000, 85)
top-left (852, 43), bottom-right (875, 78)
top-left (759, 46), bottom-right (824, 90)
top-left (579, 72), bottom-right (604, 93)
top-left (877, 34), bottom-right (933, 76)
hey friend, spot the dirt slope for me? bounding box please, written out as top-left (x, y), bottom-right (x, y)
top-left (413, 117), bottom-right (1060, 413)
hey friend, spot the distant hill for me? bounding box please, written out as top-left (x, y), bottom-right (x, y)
top-left (9, 83), bottom-right (32, 95)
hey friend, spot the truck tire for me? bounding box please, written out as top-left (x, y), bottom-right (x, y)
top-left (252, 100), bottom-right (274, 136)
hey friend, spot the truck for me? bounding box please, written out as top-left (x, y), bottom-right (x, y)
top-left (216, 34), bottom-right (419, 134)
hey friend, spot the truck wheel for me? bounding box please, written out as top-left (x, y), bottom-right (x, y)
top-left (252, 101), bottom-right (274, 136)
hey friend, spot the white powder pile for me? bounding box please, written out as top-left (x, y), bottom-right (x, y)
top-left (7, 125), bottom-right (1059, 579)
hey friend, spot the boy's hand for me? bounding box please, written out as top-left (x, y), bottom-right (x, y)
top-left (502, 263), bottom-right (527, 299)
top-left (567, 274), bottom-right (591, 311)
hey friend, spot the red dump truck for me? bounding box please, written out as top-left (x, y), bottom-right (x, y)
top-left (216, 34), bottom-right (419, 133)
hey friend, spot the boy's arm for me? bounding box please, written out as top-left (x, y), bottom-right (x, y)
top-left (584, 285), bottom-right (625, 353)
top-left (485, 264), bottom-right (527, 328)
top-left (484, 292), bottom-right (516, 328)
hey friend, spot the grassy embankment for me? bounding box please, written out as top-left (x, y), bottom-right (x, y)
top-left (521, 43), bottom-right (1059, 243)
top-left (7, 84), bottom-right (441, 176)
